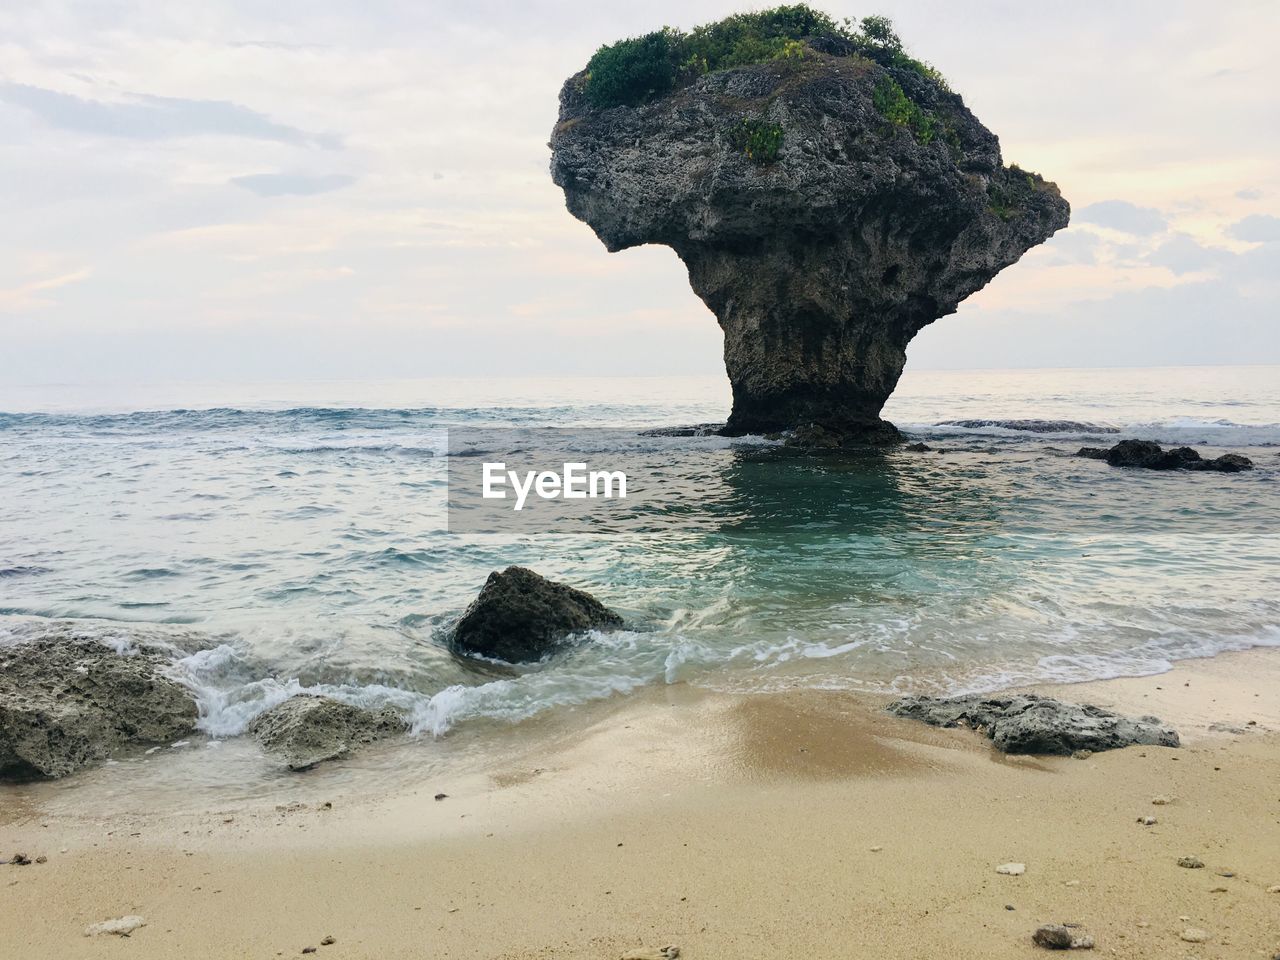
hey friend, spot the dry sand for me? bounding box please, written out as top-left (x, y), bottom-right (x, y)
top-left (3, 649), bottom-right (1279, 959)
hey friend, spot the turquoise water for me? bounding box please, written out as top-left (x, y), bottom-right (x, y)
top-left (1, 366), bottom-right (1278, 754)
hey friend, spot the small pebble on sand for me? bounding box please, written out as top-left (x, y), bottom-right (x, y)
top-left (1268, 885), bottom-right (1280, 894)
top-left (1151, 795), bottom-right (1172, 805)
top-left (997, 862), bottom-right (1027, 876)
top-left (1137, 816), bottom-right (1157, 825)
top-left (1180, 928), bottom-right (1209, 943)
top-left (1177, 856), bottom-right (1205, 869)
top-left (321, 936), bottom-right (335, 946)
top-left (869, 846), bottom-right (883, 852)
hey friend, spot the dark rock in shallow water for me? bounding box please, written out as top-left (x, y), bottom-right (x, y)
top-left (550, 29), bottom-right (1068, 444)
top-left (942, 419), bottom-right (1119, 435)
top-left (638, 424), bottom-right (725, 438)
top-left (0, 632), bottom-right (197, 780)
top-left (1076, 439), bottom-right (1253, 472)
top-left (904, 442), bottom-right (932, 452)
top-left (247, 695), bottom-right (406, 771)
top-left (887, 693), bottom-right (1179, 755)
top-left (451, 566), bottom-right (623, 664)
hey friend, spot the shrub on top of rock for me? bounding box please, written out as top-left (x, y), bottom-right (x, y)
top-left (582, 6), bottom-right (944, 110)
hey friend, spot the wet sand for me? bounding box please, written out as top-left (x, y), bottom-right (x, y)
top-left (3, 648), bottom-right (1279, 959)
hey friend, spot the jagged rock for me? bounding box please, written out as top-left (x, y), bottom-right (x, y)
top-left (943, 419), bottom-right (1118, 434)
top-left (1077, 439), bottom-right (1253, 472)
top-left (450, 566), bottom-right (623, 663)
top-left (550, 26), bottom-right (1068, 442)
top-left (887, 693), bottom-right (1179, 755)
top-left (247, 695), bottom-right (406, 771)
top-left (638, 424), bottom-right (725, 438)
top-left (0, 631), bottom-right (197, 781)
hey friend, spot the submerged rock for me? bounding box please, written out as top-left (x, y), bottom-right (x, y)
top-left (0, 631), bottom-right (197, 781)
top-left (248, 695), bottom-right (407, 771)
top-left (451, 566), bottom-right (623, 663)
top-left (887, 693), bottom-right (1179, 755)
top-left (942, 419), bottom-right (1119, 435)
top-left (1077, 439), bottom-right (1253, 472)
top-left (550, 18), bottom-right (1068, 444)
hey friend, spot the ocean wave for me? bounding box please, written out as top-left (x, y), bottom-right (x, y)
top-left (909, 416), bottom-right (1280, 447)
top-left (8, 611), bottom-right (1280, 759)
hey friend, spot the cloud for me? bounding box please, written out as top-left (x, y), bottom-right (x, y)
top-left (1147, 234), bottom-right (1223, 275)
top-left (1076, 200), bottom-right (1168, 235)
top-left (1235, 187), bottom-right (1263, 201)
top-left (230, 173), bottom-right (356, 197)
top-left (1043, 230), bottom-right (1101, 266)
top-left (0, 268), bottom-right (91, 312)
top-left (0, 82), bottom-right (340, 148)
top-left (1226, 214), bottom-right (1280, 243)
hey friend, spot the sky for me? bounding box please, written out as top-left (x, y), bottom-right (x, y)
top-left (2, 0), bottom-right (1278, 385)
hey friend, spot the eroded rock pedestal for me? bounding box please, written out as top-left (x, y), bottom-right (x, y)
top-left (551, 42), bottom-right (1070, 441)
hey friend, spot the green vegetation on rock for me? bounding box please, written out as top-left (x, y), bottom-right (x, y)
top-left (871, 76), bottom-right (936, 144)
top-left (730, 117), bottom-right (785, 164)
top-left (583, 5), bottom-right (946, 109)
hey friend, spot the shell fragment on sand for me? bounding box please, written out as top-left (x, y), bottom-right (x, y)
top-left (997, 862), bottom-right (1027, 875)
top-left (84, 916), bottom-right (146, 937)
top-left (621, 948), bottom-right (680, 960)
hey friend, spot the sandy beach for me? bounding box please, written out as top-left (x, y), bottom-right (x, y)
top-left (4, 648), bottom-right (1278, 960)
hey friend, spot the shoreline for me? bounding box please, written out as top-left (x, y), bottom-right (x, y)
top-left (4, 647), bottom-right (1280, 958)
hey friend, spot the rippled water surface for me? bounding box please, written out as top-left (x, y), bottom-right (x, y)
top-left (2, 366), bottom-right (1278, 789)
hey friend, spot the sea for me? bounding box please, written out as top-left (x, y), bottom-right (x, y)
top-left (2, 366), bottom-right (1278, 801)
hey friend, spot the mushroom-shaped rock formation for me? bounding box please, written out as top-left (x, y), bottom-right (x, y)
top-left (550, 9), bottom-right (1070, 442)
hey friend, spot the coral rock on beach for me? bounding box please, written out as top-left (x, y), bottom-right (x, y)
top-left (1032, 924), bottom-right (1094, 950)
top-left (248, 695), bottom-right (407, 771)
top-left (550, 21), bottom-right (1068, 443)
top-left (450, 566), bottom-right (623, 664)
top-left (1077, 439), bottom-right (1253, 472)
top-left (887, 693), bottom-right (1179, 755)
top-left (1, 630), bottom-right (197, 781)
